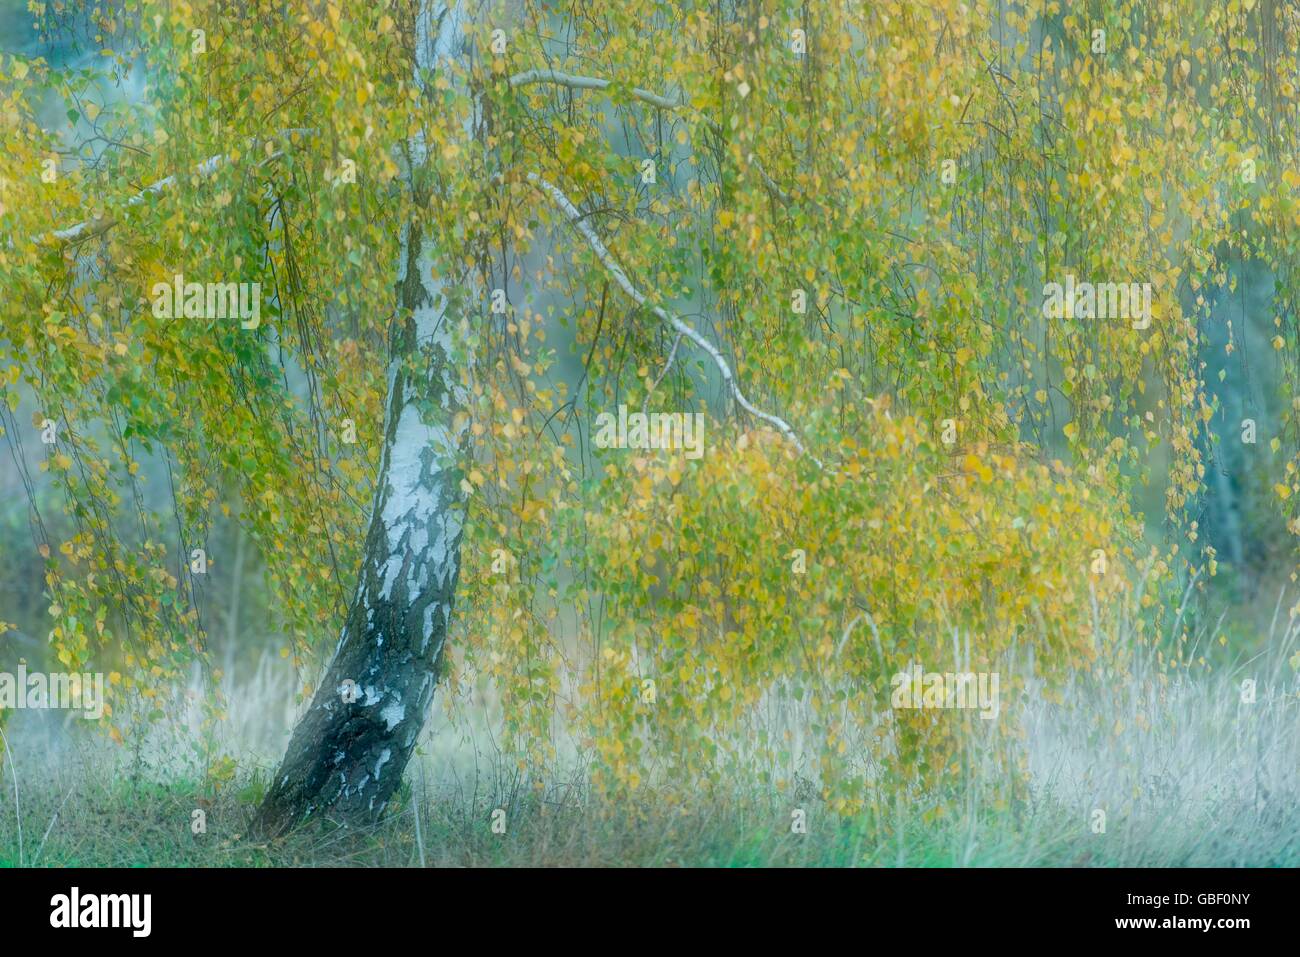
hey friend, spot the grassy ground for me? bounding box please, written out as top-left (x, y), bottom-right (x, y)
top-left (2, 604), bottom-right (1297, 867)
top-left (1, 761), bottom-right (1295, 867)
top-left (1, 700), bottom-right (1295, 867)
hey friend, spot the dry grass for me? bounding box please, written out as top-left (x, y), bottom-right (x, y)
top-left (1, 591), bottom-right (1297, 867)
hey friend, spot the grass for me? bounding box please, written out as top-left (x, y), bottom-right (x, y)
top-left (1, 585), bottom-right (1298, 867)
top-left (1, 687), bottom-right (1295, 868)
top-left (1, 755), bottom-right (1295, 867)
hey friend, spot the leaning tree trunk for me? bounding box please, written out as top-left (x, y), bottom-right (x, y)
top-left (256, 0), bottom-right (471, 837)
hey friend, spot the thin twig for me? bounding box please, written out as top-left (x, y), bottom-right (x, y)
top-left (641, 330), bottom-right (683, 418)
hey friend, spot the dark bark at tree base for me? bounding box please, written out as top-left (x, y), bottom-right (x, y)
top-left (253, 649), bottom-right (448, 837)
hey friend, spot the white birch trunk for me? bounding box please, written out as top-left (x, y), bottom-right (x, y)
top-left (257, 0), bottom-right (472, 834)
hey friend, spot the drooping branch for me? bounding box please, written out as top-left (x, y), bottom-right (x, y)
top-left (508, 70), bottom-right (794, 205)
top-left (642, 330), bottom-right (684, 418)
top-left (40, 64), bottom-right (793, 249)
top-left (526, 172), bottom-right (821, 467)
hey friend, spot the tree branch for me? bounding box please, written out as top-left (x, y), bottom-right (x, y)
top-left (508, 70), bottom-right (793, 205)
top-left (37, 129), bottom-right (315, 247)
top-left (526, 172), bottom-right (820, 466)
top-left (508, 68), bottom-right (686, 112)
top-left (642, 330), bottom-right (684, 419)
top-left (47, 152), bottom-right (228, 246)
